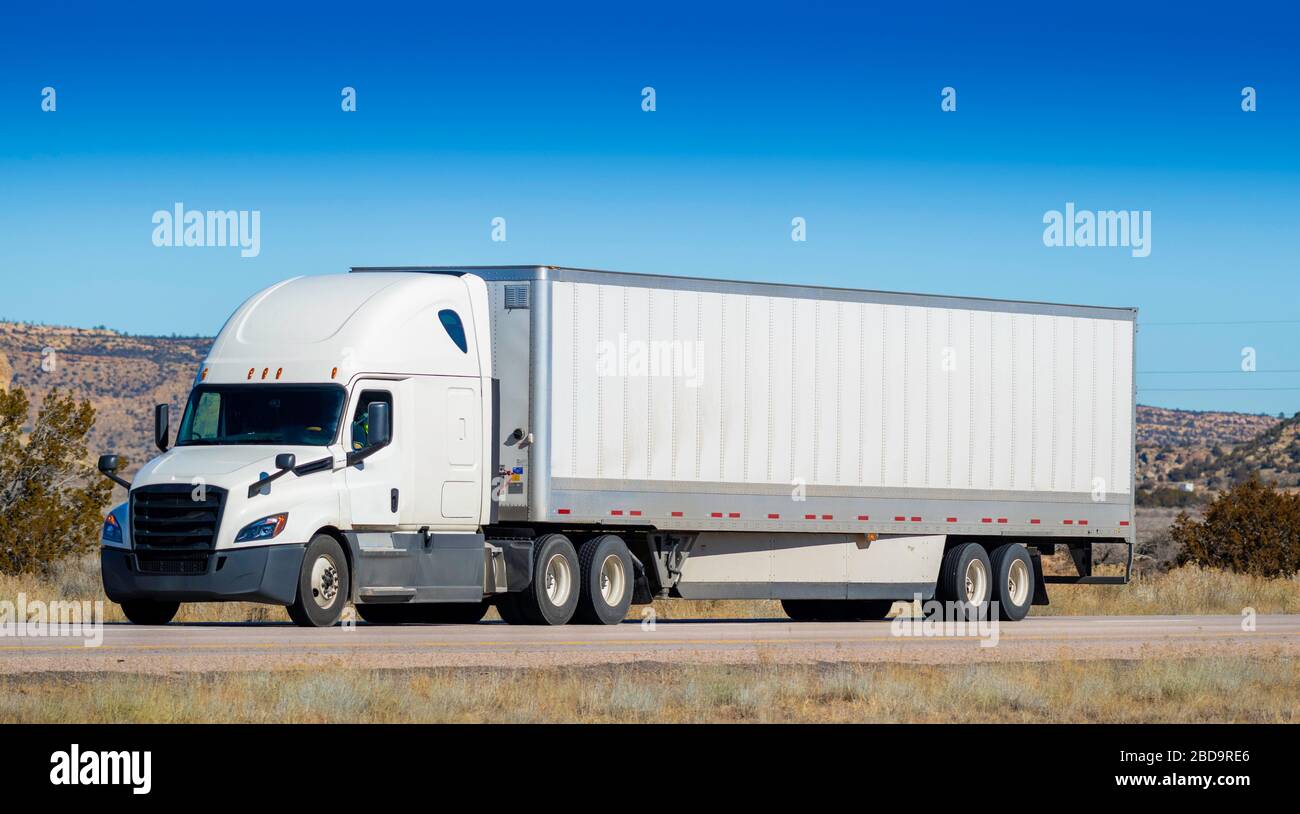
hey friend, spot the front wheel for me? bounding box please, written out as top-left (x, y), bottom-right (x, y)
top-left (120, 599), bottom-right (180, 625)
top-left (287, 535), bottom-right (350, 627)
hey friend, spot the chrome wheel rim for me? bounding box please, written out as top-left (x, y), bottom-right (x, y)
top-left (598, 554), bottom-right (626, 607)
top-left (1007, 557), bottom-right (1030, 607)
top-left (311, 553), bottom-right (340, 609)
top-left (963, 558), bottom-right (988, 604)
top-left (544, 553), bottom-right (572, 607)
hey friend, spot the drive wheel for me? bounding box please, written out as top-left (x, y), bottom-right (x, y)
top-left (989, 543), bottom-right (1035, 621)
top-left (574, 535), bottom-right (634, 625)
top-left (287, 534), bottom-right (350, 627)
top-left (493, 594), bottom-right (530, 625)
top-left (120, 599), bottom-right (180, 625)
top-left (513, 534), bottom-right (580, 625)
top-left (935, 542), bottom-right (992, 619)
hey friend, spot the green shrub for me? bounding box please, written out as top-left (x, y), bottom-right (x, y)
top-left (0, 387), bottom-right (111, 575)
top-left (1172, 477), bottom-right (1300, 577)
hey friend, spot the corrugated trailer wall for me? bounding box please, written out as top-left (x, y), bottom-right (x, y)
top-left (547, 277), bottom-right (1134, 538)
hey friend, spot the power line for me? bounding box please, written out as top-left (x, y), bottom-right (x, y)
top-left (1139, 319), bottom-right (1300, 327)
top-left (1138, 387), bottom-right (1300, 392)
top-left (1138, 369), bottom-right (1300, 374)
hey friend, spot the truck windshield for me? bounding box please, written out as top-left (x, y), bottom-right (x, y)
top-left (176, 385), bottom-right (346, 447)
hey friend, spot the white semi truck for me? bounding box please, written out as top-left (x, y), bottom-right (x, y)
top-left (97, 266), bottom-right (1136, 626)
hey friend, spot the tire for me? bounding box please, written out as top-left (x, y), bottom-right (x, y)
top-left (573, 535), bottom-right (634, 625)
top-left (512, 533), bottom-right (580, 625)
top-left (493, 593), bottom-right (530, 625)
top-left (357, 601), bottom-right (489, 625)
top-left (781, 599), bottom-right (895, 622)
top-left (781, 599), bottom-right (823, 621)
top-left (287, 534), bottom-right (350, 627)
top-left (935, 542), bottom-right (993, 619)
top-left (989, 543), bottom-right (1035, 621)
top-left (120, 599), bottom-right (180, 625)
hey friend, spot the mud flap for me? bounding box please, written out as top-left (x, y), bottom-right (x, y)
top-left (1030, 549), bottom-right (1050, 606)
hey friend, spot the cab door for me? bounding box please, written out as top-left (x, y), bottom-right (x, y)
top-left (408, 375), bottom-right (482, 525)
top-left (343, 380), bottom-right (404, 527)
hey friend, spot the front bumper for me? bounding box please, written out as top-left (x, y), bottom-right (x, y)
top-left (101, 544), bottom-right (306, 605)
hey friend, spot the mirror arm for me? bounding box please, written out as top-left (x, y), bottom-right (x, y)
top-left (345, 439), bottom-right (389, 468)
top-left (293, 455), bottom-right (333, 476)
top-left (99, 471), bottom-right (132, 491)
top-left (247, 468), bottom-right (293, 499)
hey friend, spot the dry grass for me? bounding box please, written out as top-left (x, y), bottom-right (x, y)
top-left (2, 656), bottom-right (1296, 723)
top-left (2, 557), bottom-right (1296, 623)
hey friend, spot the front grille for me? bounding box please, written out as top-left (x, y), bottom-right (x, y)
top-left (131, 484), bottom-right (226, 550)
top-left (136, 551), bottom-right (210, 575)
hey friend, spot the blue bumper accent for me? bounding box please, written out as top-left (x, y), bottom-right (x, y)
top-left (101, 544), bottom-right (306, 606)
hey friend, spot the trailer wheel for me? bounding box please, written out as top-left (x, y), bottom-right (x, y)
top-left (935, 542), bottom-right (992, 619)
top-left (120, 599), bottom-right (180, 625)
top-left (574, 535), bottom-right (634, 625)
top-left (989, 543), bottom-right (1034, 621)
top-left (512, 533), bottom-right (580, 625)
top-left (287, 534), bottom-right (350, 627)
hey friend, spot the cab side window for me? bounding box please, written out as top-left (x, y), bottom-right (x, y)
top-left (350, 390), bottom-right (393, 451)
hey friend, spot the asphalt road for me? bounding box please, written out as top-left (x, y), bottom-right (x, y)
top-left (2, 614), bottom-right (1297, 673)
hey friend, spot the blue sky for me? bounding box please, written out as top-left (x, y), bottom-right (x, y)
top-left (2, 1), bottom-right (1298, 414)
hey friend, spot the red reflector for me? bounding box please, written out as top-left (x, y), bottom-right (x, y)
top-left (768, 513), bottom-right (781, 519)
top-left (997, 518), bottom-right (1008, 524)
top-left (725, 512), bottom-right (737, 518)
top-left (630, 510), bottom-right (642, 517)
top-left (857, 515), bottom-right (869, 521)
top-left (671, 511), bottom-right (683, 517)
top-left (981, 518), bottom-right (993, 523)
top-left (1029, 518), bottom-right (1041, 525)
top-left (893, 516), bottom-right (905, 522)
top-left (557, 509), bottom-right (571, 515)
top-left (1078, 520), bottom-right (1088, 526)
top-left (710, 512), bottom-right (723, 518)
top-left (1119, 520), bottom-right (1130, 526)
top-left (610, 510), bottom-right (623, 516)
top-left (910, 516), bottom-right (921, 522)
top-left (946, 517), bottom-right (957, 523)
top-left (805, 514), bottom-right (817, 520)
top-left (1062, 519), bottom-right (1073, 525)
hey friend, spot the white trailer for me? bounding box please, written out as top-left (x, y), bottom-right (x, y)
top-left (97, 266), bottom-right (1135, 626)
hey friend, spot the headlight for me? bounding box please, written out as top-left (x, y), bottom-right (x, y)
top-left (235, 513), bottom-right (288, 543)
top-left (102, 514), bottom-right (123, 544)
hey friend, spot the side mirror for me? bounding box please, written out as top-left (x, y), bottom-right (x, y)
top-left (154, 404), bottom-right (170, 452)
top-left (367, 401), bottom-right (391, 447)
top-left (275, 453), bottom-right (297, 471)
top-left (97, 454), bottom-right (131, 490)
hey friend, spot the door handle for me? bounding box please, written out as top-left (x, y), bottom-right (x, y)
top-left (390, 488), bottom-right (399, 513)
